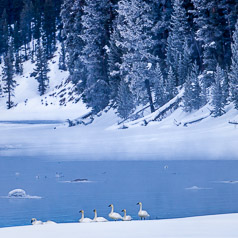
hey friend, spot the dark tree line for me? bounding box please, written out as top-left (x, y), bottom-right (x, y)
top-left (61, 0), bottom-right (238, 118)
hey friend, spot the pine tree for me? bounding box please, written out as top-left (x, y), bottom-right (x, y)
top-left (177, 40), bottom-right (192, 85)
top-left (0, 9), bottom-right (9, 54)
top-left (153, 63), bottom-right (166, 108)
top-left (166, 0), bottom-right (189, 85)
top-left (108, 15), bottom-right (123, 105)
top-left (2, 45), bottom-right (16, 109)
top-left (15, 50), bottom-right (23, 75)
top-left (192, 0), bottom-right (228, 74)
top-left (116, 80), bottom-right (134, 119)
top-left (183, 62), bottom-right (201, 112)
top-left (34, 40), bottom-right (49, 96)
top-left (20, 0), bottom-right (33, 60)
top-left (59, 40), bottom-right (67, 71)
top-left (60, 0), bottom-right (76, 75)
top-left (165, 66), bottom-right (177, 102)
top-left (116, 0), bottom-right (158, 112)
top-left (211, 65), bottom-right (226, 117)
top-left (80, 0), bottom-right (110, 113)
top-left (43, 0), bottom-right (57, 58)
top-left (229, 20), bottom-right (238, 109)
top-left (151, 0), bottom-right (173, 65)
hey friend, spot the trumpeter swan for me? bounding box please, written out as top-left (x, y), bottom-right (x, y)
top-left (108, 204), bottom-right (122, 221)
top-left (43, 220), bottom-right (57, 224)
top-left (31, 218), bottom-right (56, 225)
top-left (93, 209), bottom-right (108, 222)
top-left (31, 218), bottom-right (43, 225)
top-left (137, 202), bottom-right (150, 220)
top-left (79, 210), bottom-right (92, 223)
top-left (121, 209), bottom-right (132, 221)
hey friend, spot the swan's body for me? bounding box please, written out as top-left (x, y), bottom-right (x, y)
top-left (121, 209), bottom-right (132, 221)
top-left (137, 202), bottom-right (150, 220)
top-left (31, 218), bottom-right (43, 225)
top-left (93, 209), bottom-right (108, 222)
top-left (79, 210), bottom-right (92, 223)
top-left (108, 204), bottom-right (122, 221)
top-left (43, 220), bottom-right (57, 224)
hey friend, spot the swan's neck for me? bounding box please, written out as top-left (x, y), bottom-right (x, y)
top-left (81, 212), bottom-right (84, 219)
top-left (139, 204), bottom-right (142, 211)
top-left (110, 206), bottom-right (114, 213)
top-left (94, 210), bottom-right (97, 219)
top-left (123, 210), bottom-right (127, 218)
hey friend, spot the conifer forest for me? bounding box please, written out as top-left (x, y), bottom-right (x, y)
top-left (0, 0), bottom-right (238, 120)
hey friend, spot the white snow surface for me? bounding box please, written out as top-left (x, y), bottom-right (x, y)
top-left (0, 214), bottom-right (237, 238)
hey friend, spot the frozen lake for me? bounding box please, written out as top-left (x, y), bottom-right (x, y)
top-left (0, 157), bottom-right (238, 228)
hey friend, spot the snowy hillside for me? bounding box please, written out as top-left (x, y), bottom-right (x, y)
top-left (0, 45), bottom-right (89, 120)
top-left (0, 46), bottom-right (238, 132)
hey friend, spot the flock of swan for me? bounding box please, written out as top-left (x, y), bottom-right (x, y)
top-left (31, 202), bottom-right (149, 225)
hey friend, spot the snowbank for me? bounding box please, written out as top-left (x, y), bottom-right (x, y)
top-left (0, 214), bottom-right (237, 238)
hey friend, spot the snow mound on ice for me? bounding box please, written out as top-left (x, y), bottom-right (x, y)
top-left (7, 189), bottom-right (41, 199)
top-left (185, 186), bottom-right (212, 190)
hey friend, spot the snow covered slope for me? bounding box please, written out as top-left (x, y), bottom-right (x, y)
top-left (0, 214), bottom-right (237, 238)
top-left (0, 45), bottom-right (89, 120)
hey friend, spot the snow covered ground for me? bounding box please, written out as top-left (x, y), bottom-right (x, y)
top-left (0, 105), bottom-right (238, 159)
top-left (0, 214), bottom-right (237, 238)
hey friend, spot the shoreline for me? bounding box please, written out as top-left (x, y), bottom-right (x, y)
top-left (0, 214), bottom-right (237, 238)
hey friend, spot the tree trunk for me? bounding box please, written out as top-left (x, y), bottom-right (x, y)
top-left (145, 79), bottom-right (155, 113)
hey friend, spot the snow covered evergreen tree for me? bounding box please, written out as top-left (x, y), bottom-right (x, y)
top-left (108, 15), bottom-right (123, 106)
top-left (211, 65), bottom-right (226, 117)
top-left (229, 20), bottom-right (238, 110)
top-left (2, 45), bottom-right (16, 109)
top-left (60, 0), bottom-right (78, 76)
top-left (166, 0), bottom-right (189, 85)
top-left (80, 0), bottom-right (110, 113)
top-left (165, 66), bottom-right (177, 102)
top-left (183, 62), bottom-right (201, 112)
top-left (15, 51), bottom-right (23, 75)
top-left (34, 39), bottom-right (49, 96)
top-left (153, 63), bottom-right (166, 108)
top-left (59, 40), bottom-right (67, 71)
top-left (20, 0), bottom-right (33, 60)
top-left (116, 0), bottom-right (158, 113)
top-left (177, 40), bottom-right (192, 85)
top-left (192, 0), bottom-right (228, 85)
top-left (116, 80), bottom-right (134, 119)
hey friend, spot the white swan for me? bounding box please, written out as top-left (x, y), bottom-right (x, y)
top-left (137, 202), bottom-right (150, 220)
top-left (43, 220), bottom-right (57, 225)
top-left (108, 204), bottom-right (122, 221)
top-left (31, 218), bottom-right (43, 225)
top-left (93, 209), bottom-right (108, 222)
top-left (79, 210), bottom-right (92, 223)
top-left (121, 209), bottom-right (132, 221)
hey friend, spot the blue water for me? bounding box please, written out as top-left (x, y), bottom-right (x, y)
top-left (0, 120), bottom-right (63, 125)
top-left (0, 158), bottom-right (238, 228)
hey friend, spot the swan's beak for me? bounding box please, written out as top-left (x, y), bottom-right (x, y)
top-left (93, 209), bottom-right (95, 212)
top-left (31, 219), bottom-right (33, 223)
top-left (79, 210), bottom-right (82, 213)
top-left (136, 202), bottom-right (139, 205)
top-left (108, 204), bottom-right (111, 207)
top-left (121, 209), bottom-right (124, 212)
